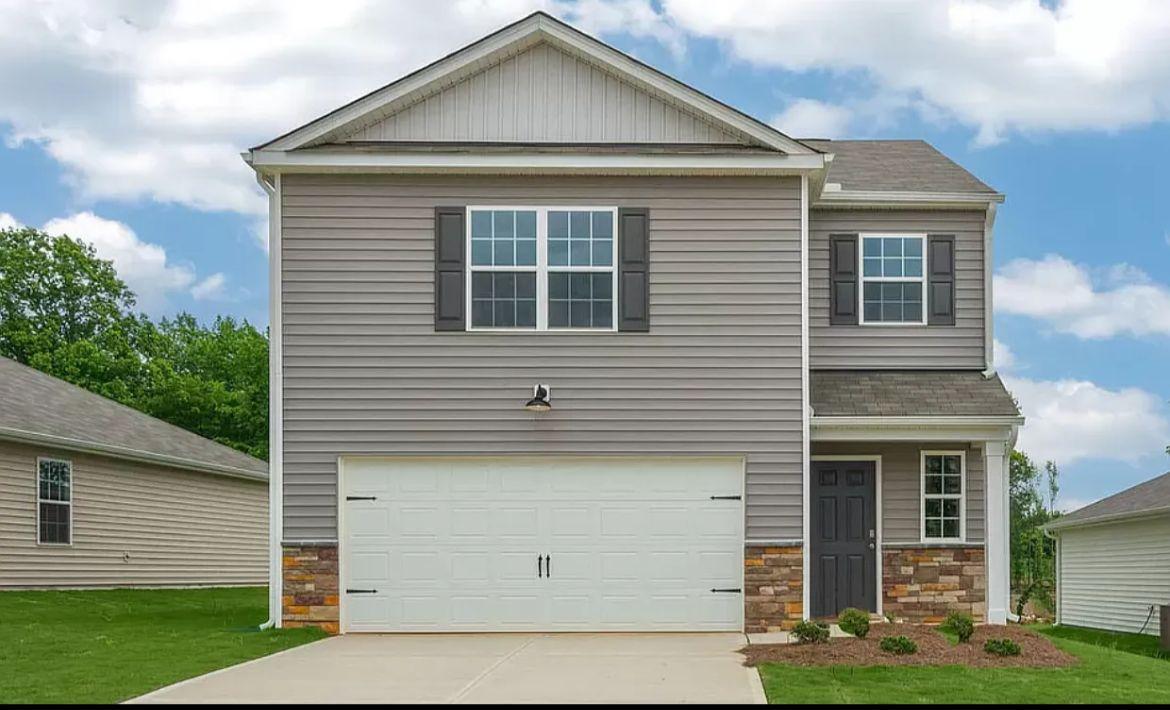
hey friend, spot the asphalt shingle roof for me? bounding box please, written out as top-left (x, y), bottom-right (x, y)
top-left (811, 370), bottom-right (1020, 417)
top-left (1049, 471), bottom-right (1170, 530)
top-left (804, 139), bottom-right (999, 195)
top-left (0, 357), bottom-right (267, 478)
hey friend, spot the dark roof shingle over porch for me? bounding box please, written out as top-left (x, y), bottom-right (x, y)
top-left (810, 370), bottom-right (1020, 417)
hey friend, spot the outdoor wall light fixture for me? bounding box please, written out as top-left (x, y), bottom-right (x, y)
top-left (524, 384), bottom-right (552, 413)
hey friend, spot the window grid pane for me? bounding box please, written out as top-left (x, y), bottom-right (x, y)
top-left (923, 454), bottom-right (962, 540)
top-left (548, 210), bottom-right (613, 268)
top-left (548, 272), bottom-right (612, 329)
top-left (470, 272), bottom-right (537, 328)
top-left (861, 236), bottom-right (925, 323)
top-left (38, 459), bottom-right (71, 502)
top-left (470, 209), bottom-right (537, 267)
top-left (863, 282), bottom-right (922, 323)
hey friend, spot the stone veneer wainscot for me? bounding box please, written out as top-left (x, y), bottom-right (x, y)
top-left (282, 543), bottom-right (340, 634)
top-left (882, 545), bottom-right (986, 623)
top-left (744, 545), bottom-right (804, 632)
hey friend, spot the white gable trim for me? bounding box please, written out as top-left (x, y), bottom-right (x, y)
top-left (256, 12), bottom-right (814, 156)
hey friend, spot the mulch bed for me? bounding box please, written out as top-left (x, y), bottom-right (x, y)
top-left (740, 624), bottom-right (1077, 668)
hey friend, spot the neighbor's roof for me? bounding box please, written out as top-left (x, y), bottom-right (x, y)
top-left (1047, 471), bottom-right (1170, 532)
top-left (805, 139), bottom-right (1000, 197)
top-left (0, 357), bottom-right (267, 480)
top-left (811, 370), bottom-right (1020, 417)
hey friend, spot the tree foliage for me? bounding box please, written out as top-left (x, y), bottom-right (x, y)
top-left (0, 226), bottom-right (268, 459)
top-left (1010, 450), bottom-right (1060, 615)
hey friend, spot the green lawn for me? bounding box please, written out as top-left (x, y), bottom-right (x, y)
top-left (0, 587), bottom-right (325, 704)
top-left (757, 633), bottom-right (1170, 704)
top-left (1036, 623), bottom-right (1169, 660)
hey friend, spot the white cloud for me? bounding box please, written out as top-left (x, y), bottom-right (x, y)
top-left (1005, 374), bottom-right (1170, 466)
top-left (660, 0), bottom-right (1170, 144)
top-left (0, 212), bottom-right (21, 229)
top-left (770, 99), bottom-right (852, 139)
top-left (995, 254), bottom-right (1170, 339)
top-left (190, 272), bottom-right (228, 301)
top-left (993, 338), bottom-right (1017, 371)
top-left (41, 211), bottom-right (208, 313)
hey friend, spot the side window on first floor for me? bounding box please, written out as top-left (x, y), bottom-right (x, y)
top-left (922, 451), bottom-right (964, 542)
top-left (37, 458), bottom-right (72, 545)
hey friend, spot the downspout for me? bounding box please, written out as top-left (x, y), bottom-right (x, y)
top-left (981, 202), bottom-right (998, 378)
top-left (256, 169), bottom-right (281, 631)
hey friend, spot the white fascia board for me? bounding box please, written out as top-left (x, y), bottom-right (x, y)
top-left (811, 415), bottom-right (1023, 442)
top-left (1044, 506), bottom-right (1170, 533)
top-left (0, 427), bottom-right (267, 482)
top-left (814, 190), bottom-right (1005, 209)
top-left (247, 149), bottom-right (826, 174)
top-left (258, 13), bottom-right (814, 156)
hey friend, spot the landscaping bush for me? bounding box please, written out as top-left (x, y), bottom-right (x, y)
top-left (879, 635), bottom-right (918, 655)
top-left (792, 620), bottom-right (830, 644)
top-left (837, 608), bottom-right (870, 638)
top-left (941, 611), bottom-right (975, 642)
top-left (984, 638), bottom-right (1022, 657)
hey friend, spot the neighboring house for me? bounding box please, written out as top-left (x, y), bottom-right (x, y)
top-left (245, 12), bottom-right (1021, 635)
top-left (1045, 471), bottom-right (1170, 636)
top-left (0, 357), bottom-right (268, 588)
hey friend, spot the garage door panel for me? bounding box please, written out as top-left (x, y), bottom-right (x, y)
top-left (342, 457), bottom-right (744, 632)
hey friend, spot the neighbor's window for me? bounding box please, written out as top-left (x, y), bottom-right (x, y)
top-left (37, 458), bottom-right (72, 544)
top-left (922, 452), bottom-right (963, 541)
top-left (860, 234), bottom-right (926, 325)
top-left (468, 207), bottom-right (617, 331)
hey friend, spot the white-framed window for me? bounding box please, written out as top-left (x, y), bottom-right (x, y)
top-left (859, 233), bottom-right (927, 325)
top-left (921, 451), bottom-right (965, 542)
top-left (466, 206), bottom-right (617, 332)
top-left (36, 457), bottom-right (72, 545)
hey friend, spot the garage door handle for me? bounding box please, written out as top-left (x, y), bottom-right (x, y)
top-left (347, 589), bottom-right (377, 594)
top-left (346, 496), bottom-right (377, 501)
top-left (710, 588), bottom-right (742, 594)
top-left (545, 554), bottom-right (551, 578)
top-left (537, 554), bottom-right (543, 578)
top-left (710, 495), bottom-right (741, 500)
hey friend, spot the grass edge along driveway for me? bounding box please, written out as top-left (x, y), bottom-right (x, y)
top-left (0, 586), bottom-right (325, 704)
top-left (757, 625), bottom-right (1170, 704)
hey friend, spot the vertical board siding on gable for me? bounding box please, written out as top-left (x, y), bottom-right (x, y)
top-left (809, 209), bottom-right (986, 369)
top-left (0, 440), bottom-right (267, 588)
top-left (280, 174), bottom-right (802, 542)
top-left (811, 441), bottom-right (986, 543)
top-left (344, 42), bottom-right (745, 145)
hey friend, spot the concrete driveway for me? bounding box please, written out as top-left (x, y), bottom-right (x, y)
top-left (129, 632), bottom-right (764, 704)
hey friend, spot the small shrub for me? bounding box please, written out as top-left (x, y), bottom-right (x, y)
top-left (941, 611), bottom-right (975, 643)
top-left (884, 611), bottom-right (898, 624)
top-left (879, 635), bottom-right (918, 655)
top-left (792, 620), bottom-right (830, 644)
top-left (984, 638), bottom-right (1022, 656)
top-left (837, 608), bottom-right (870, 638)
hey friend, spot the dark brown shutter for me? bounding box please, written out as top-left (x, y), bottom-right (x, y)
top-left (829, 234), bottom-right (859, 325)
top-left (618, 207), bottom-right (650, 332)
top-left (928, 235), bottom-right (956, 326)
top-left (434, 206), bottom-right (466, 331)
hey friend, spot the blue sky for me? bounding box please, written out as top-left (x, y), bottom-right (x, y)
top-left (1, 0), bottom-right (1167, 509)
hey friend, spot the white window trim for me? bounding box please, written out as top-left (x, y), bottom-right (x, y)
top-left (465, 205), bottom-right (618, 333)
top-left (35, 456), bottom-right (73, 546)
top-left (858, 232), bottom-right (928, 327)
top-left (920, 450), bottom-right (966, 543)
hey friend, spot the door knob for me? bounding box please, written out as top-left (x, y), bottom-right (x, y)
top-left (868, 542), bottom-right (876, 550)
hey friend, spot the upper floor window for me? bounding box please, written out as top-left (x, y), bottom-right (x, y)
top-left (467, 207), bottom-right (617, 331)
top-left (860, 234), bottom-right (926, 325)
top-left (921, 451), bottom-right (964, 542)
top-left (37, 458), bottom-right (72, 545)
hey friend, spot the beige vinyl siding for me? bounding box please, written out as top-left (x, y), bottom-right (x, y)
top-left (811, 441), bottom-right (986, 544)
top-left (1057, 515), bottom-right (1170, 635)
top-left (0, 440), bottom-right (267, 588)
top-left (280, 174), bottom-right (803, 542)
top-left (343, 42), bottom-right (745, 145)
top-left (809, 208), bottom-right (986, 369)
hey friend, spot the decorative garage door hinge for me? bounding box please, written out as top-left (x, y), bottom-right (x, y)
top-left (709, 495), bottom-right (742, 500)
top-left (346, 589), bottom-right (378, 594)
top-left (346, 496), bottom-right (377, 501)
top-left (710, 588), bottom-right (742, 594)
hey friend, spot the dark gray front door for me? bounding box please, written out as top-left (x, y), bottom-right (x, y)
top-left (810, 460), bottom-right (877, 618)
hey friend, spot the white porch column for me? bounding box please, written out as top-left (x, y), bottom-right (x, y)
top-left (984, 440), bottom-right (1010, 624)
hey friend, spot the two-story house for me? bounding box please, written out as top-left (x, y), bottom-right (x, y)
top-left (246, 12), bottom-right (1021, 635)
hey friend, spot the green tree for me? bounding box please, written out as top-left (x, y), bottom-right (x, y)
top-left (0, 225), bottom-right (269, 459)
top-left (1010, 450), bottom-right (1060, 616)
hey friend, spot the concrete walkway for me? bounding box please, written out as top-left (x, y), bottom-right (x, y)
top-left (129, 633), bottom-right (765, 704)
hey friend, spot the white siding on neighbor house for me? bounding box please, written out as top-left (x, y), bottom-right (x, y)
top-left (809, 208), bottom-right (987, 369)
top-left (342, 41), bottom-right (746, 145)
top-left (811, 441), bottom-right (986, 544)
top-left (280, 174), bottom-right (804, 544)
top-left (0, 439), bottom-right (268, 588)
top-left (1057, 514), bottom-right (1170, 635)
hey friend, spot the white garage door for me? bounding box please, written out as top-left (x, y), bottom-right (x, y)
top-left (341, 457), bottom-right (744, 633)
